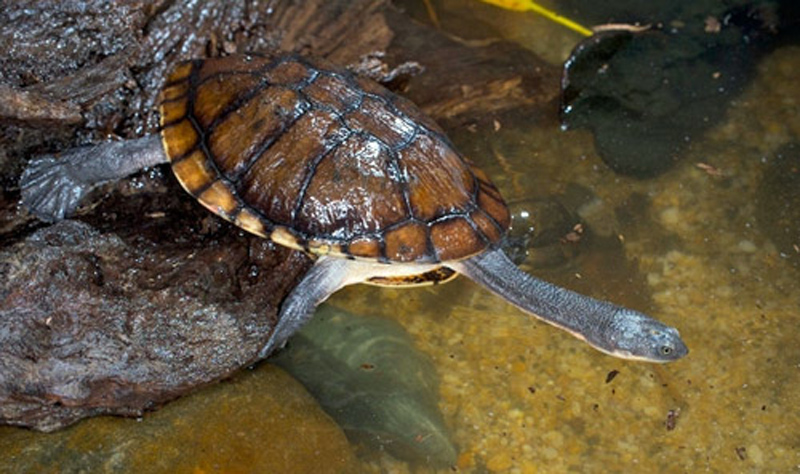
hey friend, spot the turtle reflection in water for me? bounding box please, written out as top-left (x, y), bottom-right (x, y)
top-left (272, 304), bottom-right (457, 467)
top-left (20, 53), bottom-right (688, 362)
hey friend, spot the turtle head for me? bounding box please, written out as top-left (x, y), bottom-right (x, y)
top-left (598, 308), bottom-right (688, 363)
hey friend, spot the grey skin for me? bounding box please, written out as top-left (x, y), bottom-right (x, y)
top-left (20, 136), bottom-right (688, 362)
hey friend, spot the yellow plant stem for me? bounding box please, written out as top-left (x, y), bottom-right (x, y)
top-left (479, 0), bottom-right (593, 37)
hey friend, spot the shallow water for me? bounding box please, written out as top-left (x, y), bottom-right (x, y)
top-left (332, 2), bottom-right (800, 472)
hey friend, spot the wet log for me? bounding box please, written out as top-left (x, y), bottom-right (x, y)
top-left (0, 220), bottom-right (310, 431)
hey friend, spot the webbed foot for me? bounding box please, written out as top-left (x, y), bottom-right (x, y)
top-left (20, 152), bottom-right (94, 222)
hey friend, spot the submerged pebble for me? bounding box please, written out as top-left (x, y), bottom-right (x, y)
top-left (503, 197), bottom-right (583, 268)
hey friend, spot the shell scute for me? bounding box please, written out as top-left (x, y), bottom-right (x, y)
top-left (295, 133), bottom-right (407, 239)
top-left (384, 222), bottom-right (430, 262)
top-left (162, 119), bottom-right (199, 160)
top-left (161, 81), bottom-right (190, 103)
top-left (390, 94), bottom-right (447, 136)
top-left (398, 133), bottom-right (474, 222)
top-left (470, 209), bottom-right (504, 243)
top-left (344, 95), bottom-right (417, 150)
top-left (239, 109), bottom-right (347, 226)
top-left (476, 185), bottom-right (510, 231)
top-left (166, 62), bottom-right (193, 85)
top-left (170, 150), bottom-right (216, 194)
top-left (194, 55), bottom-right (274, 81)
top-left (430, 217), bottom-right (483, 262)
top-left (193, 74), bottom-right (262, 130)
top-left (264, 59), bottom-right (316, 88)
top-left (304, 73), bottom-right (362, 115)
top-left (209, 86), bottom-right (303, 177)
top-left (160, 98), bottom-right (187, 126)
top-left (347, 236), bottom-right (382, 260)
top-left (198, 180), bottom-right (238, 218)
top-left (234, 209), bottom-right (268, 238)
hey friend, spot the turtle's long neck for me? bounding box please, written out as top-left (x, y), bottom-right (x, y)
top-left (453, 247), bottom-right (622, 348)
top-left (453, 247), bottom-right (687, 362)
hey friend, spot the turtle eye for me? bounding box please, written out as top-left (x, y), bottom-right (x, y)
top-left (660, 346), bottom-right (673, 356)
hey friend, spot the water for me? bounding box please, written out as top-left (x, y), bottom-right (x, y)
top-left (335, 2), bottom-right (800, 471)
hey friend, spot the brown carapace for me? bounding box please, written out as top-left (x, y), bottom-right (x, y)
top-left (159, 54), bottom-right (510, 264)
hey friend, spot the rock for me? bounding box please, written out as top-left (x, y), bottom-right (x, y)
top-left (271, 304), bottom-right (457, 468)
top-left (0, 364), bottom-right (356, 473)
top-left (503, 197), bottom-right (583, 268)
top-left (559, 2), bottom-right (799, 177)
top-left (0, 1), bottom-right (144, 88)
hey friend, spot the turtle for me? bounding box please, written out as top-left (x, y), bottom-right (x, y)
top-left (20, 53), bottom-right (688, 362)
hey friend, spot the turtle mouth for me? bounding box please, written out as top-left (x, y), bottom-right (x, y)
top-left (603, 343), bottom-right (689, 363)
top-left (601, 348), bottom-right (664, 363)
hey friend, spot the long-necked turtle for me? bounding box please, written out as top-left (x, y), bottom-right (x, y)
top-left (20, 53), bottom-right (687, 362)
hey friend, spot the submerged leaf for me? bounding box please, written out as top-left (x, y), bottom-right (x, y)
top-left (271, 304), bottom-right (457, 468)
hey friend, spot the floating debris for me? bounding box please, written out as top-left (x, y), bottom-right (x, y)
top-left (665, 408), bottom-right (681, 431)
top-left (605, 369), bottom-right (620, 383)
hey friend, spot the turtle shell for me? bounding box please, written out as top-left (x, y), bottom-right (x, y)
top-left (158, 54), bottom-right (510, 263)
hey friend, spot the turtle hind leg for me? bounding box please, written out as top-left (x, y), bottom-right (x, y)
top-left (20, 134), bottom-right (167, 222)
top-left (21, 154), bottom-right (91, 222)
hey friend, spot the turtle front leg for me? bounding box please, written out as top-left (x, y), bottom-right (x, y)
top-left (20, 134), bottom-right (167, 222)
top-left (259, 256), bottom-right (354, 359)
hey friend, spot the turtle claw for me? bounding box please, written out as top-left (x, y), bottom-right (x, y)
top-left (20, 154), bottom-right (92, 222)
top-left (257, 338), bottom-right (284, 360)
